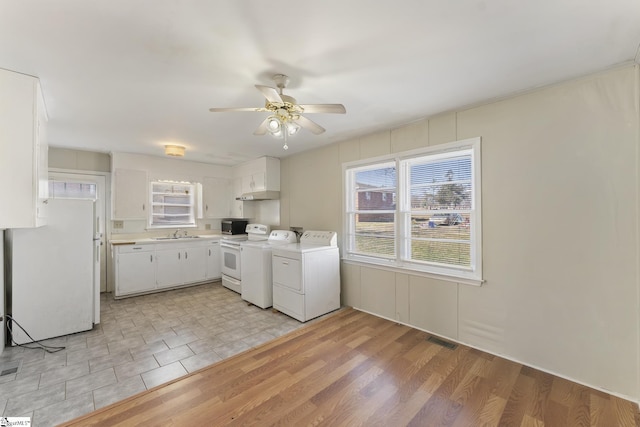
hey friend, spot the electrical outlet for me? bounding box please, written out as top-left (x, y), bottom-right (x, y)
top-left (205, 223), bottom-right (211, 230)
top-left (113, 220), bottom-right (124, 229)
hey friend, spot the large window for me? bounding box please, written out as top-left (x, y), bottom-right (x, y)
top-left (149, 181), bottom-right (196, 228)
top-left (344, 137), bottom-right (482, 284)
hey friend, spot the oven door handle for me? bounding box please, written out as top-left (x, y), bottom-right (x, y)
top-left (220, 242), bottom-right (240, 250)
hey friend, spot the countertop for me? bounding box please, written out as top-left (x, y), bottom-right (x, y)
top-left (110, 235), bottom-right (223, 246)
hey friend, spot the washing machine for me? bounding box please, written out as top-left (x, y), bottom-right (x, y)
top-left (240, 229), bottom-right (296, 308)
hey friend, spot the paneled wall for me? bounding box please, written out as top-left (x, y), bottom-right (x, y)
top-left (279, 65), bottom-right (640, 401)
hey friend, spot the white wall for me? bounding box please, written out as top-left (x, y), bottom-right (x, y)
top-left (110, 152), bottom-right (281, 233)
top-left (49, 147), bottom-right (111, 172)
top-left (112, 152), bottom-right (231, 182)
top-left (280, 65), bottom-right (640, 401)
top-left (110, 152), bottom-right (233, 235)
top-left (0, 229), bottom-right (4, 354)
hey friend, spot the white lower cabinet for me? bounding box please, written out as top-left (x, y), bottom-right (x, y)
top-left (115, 239), bottom-right (218, 298)
top-left (155, 247), bottom-right (184, 288)
top-left (182, 245), bottom-right (207, 284)
top-left (205, 240), bottom-right (221, 280)
top-left (116, 245), bottom-right (156, 296)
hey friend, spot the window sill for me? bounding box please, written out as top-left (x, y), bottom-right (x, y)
top-left (342, 257), bottom-right (484, 287)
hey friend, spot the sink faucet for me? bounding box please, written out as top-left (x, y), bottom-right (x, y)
top-left (173, 229), bottom-right (185, 238)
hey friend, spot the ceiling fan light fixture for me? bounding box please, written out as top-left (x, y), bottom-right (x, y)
top-left (286, 121), bottom-right (300, 135)
top-left (164, 145), bottom-right (185, 157)
top-left (267, 115), bottom-right (282, 133)
top-left (270, 130), bottom-right (283, 139)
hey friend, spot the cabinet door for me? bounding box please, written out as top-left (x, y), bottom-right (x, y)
top-left (205, 242), bottom-right (221, 280)
top-left (116, 250), bottom-right (156, 296)
top-left (203, 177), bottom-right (231, 218)
top-left (241, 174), bottom-right (254, 194)
top-left (113, 168), bottom-right (147, 220)
top-left (250, 172), bottom-right (266, 192)
top-left (183, 246), bottom-right (207, 284)
top-left (0, 70), bottom-right (44, 228)
top-left (155, 247), bottom-right (184, 288)
top-left (241, 172), bottom-right (266, 193)
top-left (230, 177), bottom-right (244, 217)
top-left (35, 87), bottom-right (49, 225)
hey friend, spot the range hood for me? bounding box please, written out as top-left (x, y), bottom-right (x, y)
top-left (236, 190), bottom-right (280, 201)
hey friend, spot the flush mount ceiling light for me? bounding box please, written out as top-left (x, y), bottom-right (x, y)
top-left (164, 145), bottom-right (185, 157)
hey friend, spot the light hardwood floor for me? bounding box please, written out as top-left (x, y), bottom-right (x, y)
top-left (60, 308), bottom-right (640, 426)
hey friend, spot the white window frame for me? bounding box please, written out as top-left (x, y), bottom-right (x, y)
top-left (148, 180), bottom-right (197, 229)
top-left (343, 137), bottom-right (483, 285)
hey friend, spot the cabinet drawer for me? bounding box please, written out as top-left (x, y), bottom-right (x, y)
top-left (117, 244), bottom-right (154, 254)
top-left (272, 255), bottom-right (302, 292)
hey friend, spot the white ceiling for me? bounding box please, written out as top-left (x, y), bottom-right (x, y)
top-left (1, 1), bottom-right (639, 166)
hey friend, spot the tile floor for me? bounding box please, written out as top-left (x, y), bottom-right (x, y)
top-left (0, 282), bottom-right (307, 426)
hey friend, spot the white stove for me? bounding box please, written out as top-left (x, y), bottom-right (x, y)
top-left (240, 229), bottom-right (296, 308)
top-left (219, 226), bottom-right (261, 294)
top-left (271, 231), bottom-right (340, 322)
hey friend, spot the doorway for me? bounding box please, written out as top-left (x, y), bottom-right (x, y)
top-left (49, 172), bottom-right (108, 292)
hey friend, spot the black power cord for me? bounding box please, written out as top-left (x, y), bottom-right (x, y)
top-left (5, 314), bottom-right (66, 353)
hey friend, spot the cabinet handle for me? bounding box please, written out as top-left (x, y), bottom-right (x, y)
top-left (206, 204), bottom-right (208, 211)
top-left (282, 261), bottom-right (289, 265)
top-left (43, 199), bottom-right (49, 204)
top-left (178, 252), bottom-right (181, 260)
top-left (208, 249), bottom-right (211, 256)
top-left (150, 254), bottom-right (153, 262)
top-left (142, 204), bottom-right (145, 211)
top-left (185, 251), bottom-right (188, 259)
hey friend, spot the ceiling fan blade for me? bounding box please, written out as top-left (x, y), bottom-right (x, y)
top-left (209, 107), bottom-right (266, 112)
top-left (255, 85), bottom-right (283, 104)
top-left (298, 104), bottom-right (346, 114)
top-left (295, 115), bottom-right (326, 135)
top-left (253, 117), bottom-right (269, 135)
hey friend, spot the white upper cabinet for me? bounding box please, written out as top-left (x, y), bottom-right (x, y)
top-left (112, 168), bottom-right (148, 220)
top-left (236, 157), bottom-right (280, 194)
top-left (0, 69), bottom-right (49, 228)
top-left (202, 176), bottom-right (232, 218)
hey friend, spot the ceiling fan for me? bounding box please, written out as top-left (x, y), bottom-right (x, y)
top-left (209, 74), bottom-right (345, 148)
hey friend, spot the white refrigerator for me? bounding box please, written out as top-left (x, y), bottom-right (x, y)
top-left (7, 198), bottom-right (100, 344)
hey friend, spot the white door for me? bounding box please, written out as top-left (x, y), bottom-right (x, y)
top-left (49, 172), bottom-right (107, 292)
